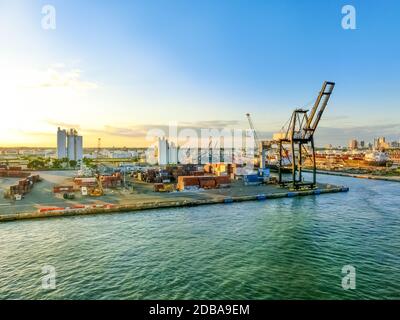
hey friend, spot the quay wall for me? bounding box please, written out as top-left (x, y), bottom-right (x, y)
top-left (0, 186), bottom-right (349, 223)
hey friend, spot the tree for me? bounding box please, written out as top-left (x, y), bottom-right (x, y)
top-left (82, 157), bottom-right (91, 166)
top-left (82, 157), bottom-right (97, 169)
top-left (51, 159), bottom-right (62, 169)
top-left (27, 158), bottom-right (47, 170)
top-left (69, 160), bottom-right (77, 168)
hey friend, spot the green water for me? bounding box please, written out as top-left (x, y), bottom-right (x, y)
top-left (0, 174), bottom-right (399, 299)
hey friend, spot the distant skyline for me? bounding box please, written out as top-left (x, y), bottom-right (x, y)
top-left (1, 0), bottom-right (399, 147)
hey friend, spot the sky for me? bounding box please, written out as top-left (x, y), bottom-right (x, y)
top-left (0, 0), bottom-right (399, 147)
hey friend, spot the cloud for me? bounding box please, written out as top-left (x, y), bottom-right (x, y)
top-left (46, 120), bottom-right (81, 130)
top-left (14, 130), bottom-right (54, 137)
top-left (34, 68), bottom-right (98, 89)
top-left (237, 123), bottom-right (400, 146)
top-left (323, 115), bottom-right (351, 121)
top-left (314, 124), bottom-right (400, 146)
top-left (2, 64), bottom-right (99, 90)
top-left (180, 120), bottom-right (240, 128)
top-left (39, 120), bottom-right (400, 148)
top-left (84, 121), bottom-right (243, 139)
top-left (85, 125), bottom-right (150, 138)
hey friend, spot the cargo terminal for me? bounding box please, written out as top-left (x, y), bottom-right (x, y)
top-left (0, 81), bottom-right (351, 222)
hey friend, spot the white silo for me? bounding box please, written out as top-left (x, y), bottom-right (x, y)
top-left (169, 141), bottom-right (178, 164)
top-left (75, 135), bottom-right (83, 161)
top-left (67, 129), bottom-right (76, 160)
top-left (57, 127), bottom-right (67, 159)
top-left (157, 137), bottom-right (169, 165)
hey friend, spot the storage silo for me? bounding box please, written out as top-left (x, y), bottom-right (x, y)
top-left (67, 129), bottom-right (76, 160)
top-left (75, 135), bottom-right (83, 161)
top-left (57, 127), bottom-right (67, 159)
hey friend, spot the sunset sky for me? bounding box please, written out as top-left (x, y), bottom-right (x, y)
top-left (1, 0), bottom-right (399, 147)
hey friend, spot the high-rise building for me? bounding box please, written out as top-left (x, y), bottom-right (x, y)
top-left (391, 141), bottom-right (400, 148)
top-left (348, 139), bottom-right (358, 150)
top-left (374, 137), bottom-right (390, 150)
top-left (57, 127), bottom-right (83, 161)
top-left (57, 127), bottom-right (67, 159)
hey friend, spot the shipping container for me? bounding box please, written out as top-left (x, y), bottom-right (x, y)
top-left (215, 176), bottom-right (231, 185)
top-left (199, 179), bottom-right (216, 189)
top-left (0, 170), bottom-right (29, 178)
top-left (74, 177), bottom-right (97, 184)
top-left (9, 166), bottom-right (22, 171)
top-left (53, 186), bottom-right (74, 193)
top-left (177, 176), bottom-right (200, 191)
top-left (244, 174), bottom-right (259, 182)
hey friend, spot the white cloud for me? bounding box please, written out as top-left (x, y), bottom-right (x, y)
top-left (28, 67), bottom-right (98, 90)
top-left (0, 64), bottom-right (98, 90)
top-left (38, 69), bottom-right (97, 89)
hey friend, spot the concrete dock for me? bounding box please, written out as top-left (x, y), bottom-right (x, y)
top-left (0, 171), bottom-right (349, 222)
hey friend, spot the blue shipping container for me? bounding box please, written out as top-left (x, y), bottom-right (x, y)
top-left (244, 174), bottom-right (259, 182)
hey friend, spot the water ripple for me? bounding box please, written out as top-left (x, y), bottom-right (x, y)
top-left (0, 174), bottom-right (399, 299)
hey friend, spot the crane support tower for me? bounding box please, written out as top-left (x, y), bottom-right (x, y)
top-left (278, 81), bottom-right (335, 189)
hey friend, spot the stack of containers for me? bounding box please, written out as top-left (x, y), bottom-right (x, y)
top-left (100, 173), bottom-right (122, 188)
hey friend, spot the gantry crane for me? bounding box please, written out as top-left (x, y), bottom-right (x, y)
top-left (277, 81), bottom-right (335, 189)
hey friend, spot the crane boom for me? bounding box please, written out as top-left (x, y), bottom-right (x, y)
top-left (304, 81), bottom-right (335, 139)
top-left (246, 113), bottom-right (260, 152)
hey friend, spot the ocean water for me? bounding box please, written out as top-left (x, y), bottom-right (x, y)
top-left (0, 174), bottom-right (399, 299)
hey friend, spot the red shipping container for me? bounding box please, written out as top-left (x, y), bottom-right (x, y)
top-left (215, 176), bottom-right (231, 185)
top-left (9, 166), bottom-right (22, 171)
top-left (177, 176), bottom-right (200, 191)
top-left (199, 179), bottom-right (216, 188)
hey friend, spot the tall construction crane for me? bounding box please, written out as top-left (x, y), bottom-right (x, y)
top-left (246, 113), bottom-right (260, 155)
top-left (246, 113), bottom-right (272, 168)
top-left (277, 81), bottom-right (335, 189)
